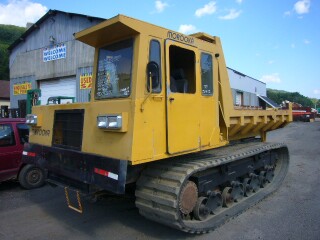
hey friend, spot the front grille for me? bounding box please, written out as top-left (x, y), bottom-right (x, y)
top-left (52, 109), bottom-right (84, 150)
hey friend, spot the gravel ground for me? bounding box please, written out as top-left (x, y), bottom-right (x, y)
top-left (0, 121), bottom-right (319, 240)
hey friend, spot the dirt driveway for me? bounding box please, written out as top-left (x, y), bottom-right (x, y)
top-left (0, 121), bottom-right (319, 240)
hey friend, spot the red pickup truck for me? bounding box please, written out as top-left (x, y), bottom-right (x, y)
top-left (0, 118), bottom-right (45, 189)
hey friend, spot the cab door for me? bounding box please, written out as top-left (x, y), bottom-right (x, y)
top-left (165, 40), bottom-right (200, 154)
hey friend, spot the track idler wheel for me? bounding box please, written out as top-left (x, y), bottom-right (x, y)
top-left (179, 181), bottom-right (198, 215)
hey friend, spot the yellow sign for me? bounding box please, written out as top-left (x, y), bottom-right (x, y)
top-left (13, 82), bottom-right (32, 95)
top-left (80, 73), bottom-right (92, 89)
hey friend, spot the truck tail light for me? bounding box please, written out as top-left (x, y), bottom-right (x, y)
top-left (22, 151), bottom-right (36, 157)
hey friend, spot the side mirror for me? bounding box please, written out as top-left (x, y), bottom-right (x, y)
top-left (146, 61), bottom-right (160, 92)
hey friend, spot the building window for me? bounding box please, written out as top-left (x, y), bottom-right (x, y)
top-left (201, 53), bottom-right (213, 96)
top-left (148, 40), bottom-right (162, 93)
top-left (96, 38), bottom-right (133, 99)
top-left (0, 124), bottom-right (16, 147)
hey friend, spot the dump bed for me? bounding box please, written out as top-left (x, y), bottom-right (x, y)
top-left (228, 108), bottom-right (292, 141)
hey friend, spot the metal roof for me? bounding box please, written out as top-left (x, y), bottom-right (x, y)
top-left (227, 67), bottom-right (265, 85)
top-left (257, 94), bottom-right (280, 108)
top-left (8, 9), bottom-right (106, 51)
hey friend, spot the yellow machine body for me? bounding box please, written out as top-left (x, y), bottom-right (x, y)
top-left (24, 15), bottom-right (293, 233)
top-left (28, 15), bottom-right (292, 165)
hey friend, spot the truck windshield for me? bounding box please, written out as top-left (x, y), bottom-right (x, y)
top-left (95, 38), bottom-right (133, 99)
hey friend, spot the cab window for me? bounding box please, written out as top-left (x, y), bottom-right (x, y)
top-left (147, 40), bottom-right (161, 93)
top-left (96, 38), bottom-right (133, 99)
top-left (169, 46), bottom-right (195, 94)
top-left (0, 124), bottom-right (16, 147)
top-left (201, 53), bottom-right (213, 96)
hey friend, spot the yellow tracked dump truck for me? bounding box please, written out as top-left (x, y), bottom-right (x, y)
top-left (23, 15), bottom-right (292, 233)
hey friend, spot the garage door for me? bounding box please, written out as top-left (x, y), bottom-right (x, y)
top-left (39, 77), bottom-right (76, 105)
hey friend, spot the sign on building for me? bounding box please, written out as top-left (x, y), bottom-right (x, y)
top-left (13, 82), bottom-right (32, 95)
top-left (43, 44), bottom-right (67, 62)
top-left (80, 73), bottom-right (92, 89)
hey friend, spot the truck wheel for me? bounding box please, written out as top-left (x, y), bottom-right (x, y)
top-left (19, 164), bottom-right (45, 189)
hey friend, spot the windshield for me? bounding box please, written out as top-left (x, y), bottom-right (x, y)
top-left (95, 38), bottom-right (133, 99)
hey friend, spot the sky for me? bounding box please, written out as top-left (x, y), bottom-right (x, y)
top-left (0, 0), bottom-right (319, 99)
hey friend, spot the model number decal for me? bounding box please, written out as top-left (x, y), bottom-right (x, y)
top-left (33, 129), bottom-right (51, 136)
top-left (167, 31), bottom-right (195, 45)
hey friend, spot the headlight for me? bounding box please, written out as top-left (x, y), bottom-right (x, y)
top-left (26, 114), bottom-right (38, 125)
top-left (97, 114), bottom-right (122, 129)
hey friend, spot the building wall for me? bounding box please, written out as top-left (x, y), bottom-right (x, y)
top-left (9, 12), bottom-right (103, 108)
top-left (231, 88), bottom-right (259, 106)
top-left (10, 76), bottom-right (36, 108)
top-left (10, 40), bottom-right (94, 80)
top-left (77, 66), bottom-right (93, 102)
top-left (228, 68), bottom-right (266, 97)
top-left (228, 68), bottom-right (266, 107)
top-left (10, 12), bottom-right (102, 68)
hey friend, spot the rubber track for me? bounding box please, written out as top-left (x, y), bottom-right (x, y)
top-left (135, 142), bottom-right (289, 233)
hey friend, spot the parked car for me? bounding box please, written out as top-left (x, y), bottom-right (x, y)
top-left (0, 118), bottom-right (45, 189)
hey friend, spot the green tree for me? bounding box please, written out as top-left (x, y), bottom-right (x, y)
top-left (267, 89), bottom-right (315, 107)
top-left (0, 24), bottom-right (26, 80)
top-left (310, 98), bottom-right (318, 108)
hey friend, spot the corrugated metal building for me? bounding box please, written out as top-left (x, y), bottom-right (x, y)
top-left (8, 10), bottom-right (105, 112)
top-left (227, 67), bottom-right (266, 107)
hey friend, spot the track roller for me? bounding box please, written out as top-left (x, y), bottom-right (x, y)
top-left (243, 178), bottom-right (252, 197)
top-left (194, 197), bottom-right (209, 220)
top-left (193, 191), bottom-right (222, 220)
top-left (230, 181), bottom-right (244, 202)
top-left (249, 173), bottom-right (260, 192)
top-left (259, 171), bottom-right (267, 188)
top-left (265, 166), bottom-right (275, 183)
